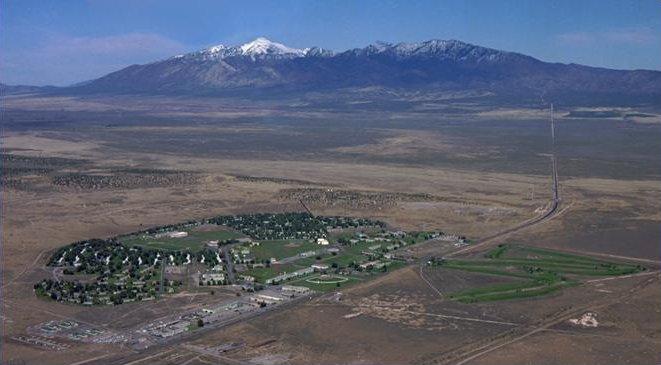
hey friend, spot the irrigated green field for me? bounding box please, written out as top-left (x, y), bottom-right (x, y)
top-left (437, 244), bottom-right (645, 303)
top-left (250, 239), bottom-right (320, 261)
top-left (244, 264), bottom-right (299, 282)
top-left (121, 230), bottom-right (245, 251)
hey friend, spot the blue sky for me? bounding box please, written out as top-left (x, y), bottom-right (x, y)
top-left (2, 0), bottom-right (659, 86)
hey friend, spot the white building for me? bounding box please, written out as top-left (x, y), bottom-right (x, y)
top-left (281, 285), bottom-right (311, 294)
top-left (316, 238), bottom-right (330, 245)
top-left (201, 272), bottom-right (225, 283)
top-left (266, 267), bottom-right (314, 284)
top-left (251, 293), bottom-right (286, 305)
top-left (311, 263), bottom-right (329, 272)
top-left (167, 231), bottom-right (188, 238)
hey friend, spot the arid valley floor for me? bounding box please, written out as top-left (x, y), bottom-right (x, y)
top-left (1, 94), bottom-right (660, 365)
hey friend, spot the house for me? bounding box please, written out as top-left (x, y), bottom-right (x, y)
top-left (265, 267), bottom-right (314, 284)
top-left (240, 275), bottom-right (255, 282)
top-left (359, 260), bottom-right (387, 270)
top-left (167, 231), bottom-right (188, 238)
top-left (299, 250), bottom-right (316, 257)
top-left (316, 238), bottom-right (330, 245)
top-left (311, 263), bottom-right (329, 272)
top-left (362, 250), bottom-right (380, 258)
top-left (201, 272), bottom-right (225, 283)
top-left (251, 293), bottom-right (285, 305)
top-left (281, 285), bottom-right (310, 294)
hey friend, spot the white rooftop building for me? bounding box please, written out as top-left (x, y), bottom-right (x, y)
top-left (167, 231), bottom-right (188, 238)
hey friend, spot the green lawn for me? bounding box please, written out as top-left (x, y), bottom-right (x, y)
top-left (244, 264), bottom-right (299, 283)
top-left (292, 241), bottom-right (375, 268)
top-left (250, 239), bottom-right (320, 261)
top-left (121, 230), bottom-right (245, 251)
top-left (438, 244), bottom-right (644, 303)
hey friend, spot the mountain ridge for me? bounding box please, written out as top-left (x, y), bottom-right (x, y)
top-left (16, 37), bottom-right (661, 105)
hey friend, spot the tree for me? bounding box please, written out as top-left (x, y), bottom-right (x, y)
top-left (196, 318), bottom-right (204, 328)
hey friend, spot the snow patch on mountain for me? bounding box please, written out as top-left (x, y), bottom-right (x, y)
top-left (342, 39), bottom-right (513, 64)
top-left (177, 37), bottom-right (332, 62)
top-left (239, 37), bottom-right (306, 57)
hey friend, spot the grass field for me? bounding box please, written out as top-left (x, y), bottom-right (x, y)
top-left (438, 244), bottom-right (644, 303)
top-left (244, 264), bottom-right (299, 282)
top-left (295, 240), bottom-right (390, 268)
top-left (250, 239), bottom-right (320, 261)
top-left (121, 230), bottom-right (245, 251)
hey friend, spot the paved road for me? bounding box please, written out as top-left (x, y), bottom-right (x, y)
top-left (222, 245), bottom-right (236, 284)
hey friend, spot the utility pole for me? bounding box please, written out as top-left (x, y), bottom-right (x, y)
top-left (550, 103), bottom-right (555, 142)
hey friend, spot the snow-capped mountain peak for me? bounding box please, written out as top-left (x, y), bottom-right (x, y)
top-left (187, 37), bottom-right (317, 61)
top-left (207, 44), bottom-right (227, 54)
top-left (69, 37), bottom-right (660, 104)
top-left (239, 37), bottom-right (306, 57)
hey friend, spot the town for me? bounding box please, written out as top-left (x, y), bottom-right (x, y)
top-left (36, 212), bottom-right (446, 306)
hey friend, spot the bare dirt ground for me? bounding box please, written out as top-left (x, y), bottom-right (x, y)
top-left (1, 95), bottom-right (660, 364)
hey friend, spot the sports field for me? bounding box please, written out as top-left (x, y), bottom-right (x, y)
top-left (121, 230), bottom-right (245, 251)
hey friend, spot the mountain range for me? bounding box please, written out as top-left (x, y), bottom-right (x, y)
top-left (8, 37), bottom-right (661, 105)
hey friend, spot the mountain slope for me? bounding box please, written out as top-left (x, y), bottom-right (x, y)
top-left (0, 83), bottom-right (57, 96)
top-left (65, 38), bottom-right (661, 105)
